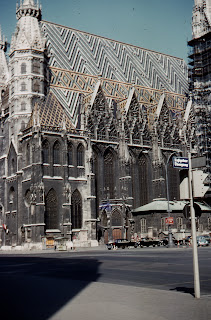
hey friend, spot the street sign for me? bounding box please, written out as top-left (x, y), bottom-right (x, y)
top-left (173, 157), bottom-right (189, 169)
top-left (165, 217), bottom-right (174, 225)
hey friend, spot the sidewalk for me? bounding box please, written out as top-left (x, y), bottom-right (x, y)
top-left (49, 280), bottom-right (211, 320)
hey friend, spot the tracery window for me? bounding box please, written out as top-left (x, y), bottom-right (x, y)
top-left (21, 63), bottom-right (26, 74)
top-left (45, 189), bottom-right (58, 230)
top-left (138, 154), bottom-right (148, 206)
top-left (42, 140), bottom-right (49, 164)
top-left (71, 189), bottom-right (82, 229)
top-left (53, 141), bottom-right (61, 164)
top-left (77, 144), bottom-right (84, 166)
top-left (26, 143), bottom-right (30, 165)
top-left (168, 156), bottom-right (180, 200)
top-left (104, 150), bottom-right (115, 199)
top-left (111, 210), bottom-right (121, 226)
top-left (67, 143), bottom-right (73, 165)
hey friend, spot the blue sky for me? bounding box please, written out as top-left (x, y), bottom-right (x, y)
top-left (0, 0), bottom-right (193, 62)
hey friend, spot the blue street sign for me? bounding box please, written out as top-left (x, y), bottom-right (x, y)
top-left (173, 157), bottom-right (189, 169)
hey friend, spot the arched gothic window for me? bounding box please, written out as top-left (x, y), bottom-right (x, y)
top-left (104, 150), bottom-right (115, 199)
top-left (45, 189), bottom-right (58, 230)
top-left (26, 143), bottom-right (30, 165)
top-left (21, 102), bottom-right (26, 111)
top-left (71, 189), bottom-right (82, 229)
top-left (67, 143), bottom-right (73, 165)
top-left (77, 144), bottom-right (84, 166)
top-left (42, 140), bottom-right (49, 164)
top-left (53, 141), bottom-right (61, 164)
top-left (21, 63), bottom-right (26, 74)
top-left (168, 156), bottom-right (180, 200)
top-left (111, 210), bottom-right (121, 226)
top-left (138, 154), bottom-right (148, 206)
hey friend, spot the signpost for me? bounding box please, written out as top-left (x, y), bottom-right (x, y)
top-left (172, 154), bottom-right (200, 298)
top-left (173, 157), bottom-right (189, 169)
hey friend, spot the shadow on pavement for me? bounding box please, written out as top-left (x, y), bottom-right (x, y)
top-left (0, 255), bottom-right (101, 320)
top-left (170, 286), bottom-right (195, 297)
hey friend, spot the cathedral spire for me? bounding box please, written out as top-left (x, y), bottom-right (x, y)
top-left (16, 0), bottom-right (41, 20)
top-left (192, 0), bottom-right (211, 39)
top-left (0, 27), bottom-right (9, 92)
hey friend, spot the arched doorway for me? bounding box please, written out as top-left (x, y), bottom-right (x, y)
top-left (45, 189), bottom-right (58, 230)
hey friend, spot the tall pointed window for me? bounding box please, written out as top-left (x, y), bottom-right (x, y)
top-left (45, 189), bottom-right (58, 230)
top-left (67, 143), bottom-right (73, 165)
top-left (33, 81), bottom-right (40, 93)
top-left (21, 102), bottom-right (26, 111)
top-left (53, 141), bottom-right (61, 164)
top-left (71, 190), bottom-right (82, 229)
top-left (104, 150), bottom-right (115, 199)
top-left (77, 144), bottom-right (84, 166)
top-left (26, 143), bottom-right (30, 165)
top-left (138, 154), bottom-right (148, 206)
top-left (42, 140), bottom-right (49, 164)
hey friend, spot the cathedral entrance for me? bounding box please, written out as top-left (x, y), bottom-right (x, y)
top-left (112, 228), bottom-right (122, 240)
top-left (45, 189), bottom-right (58, 230)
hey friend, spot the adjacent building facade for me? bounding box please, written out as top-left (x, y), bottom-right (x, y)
top-left (0, 0), bottom-right (210, 248)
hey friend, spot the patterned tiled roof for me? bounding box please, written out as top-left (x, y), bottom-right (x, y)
top-left (27, 91), bottom-right (76, 131)
top-left (40, 20), bottom-right (189, 127)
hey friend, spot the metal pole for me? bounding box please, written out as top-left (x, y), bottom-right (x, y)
top-left (165, 154), bottom-right (174, 248)
top-left (188, 152), bottom-right (200, 299)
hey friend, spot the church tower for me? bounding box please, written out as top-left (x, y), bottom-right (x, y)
top-left (188, 0), bottom-right (211, 157)
top-left (0, 27), bottom-right (9, 102)
top-left (9, 0), bottom-right (46, 146)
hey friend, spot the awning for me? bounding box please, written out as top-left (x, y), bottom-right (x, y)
top-left (132, 199), bottom-right (211, 214)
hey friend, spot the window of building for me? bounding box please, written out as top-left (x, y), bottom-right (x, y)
top-left (161, 217), bottom-right (168, 231)
top-left (33, 81), bottom-right (40, 93)
top-left (68, 143), bottom-right (73, 165)
top-left (45, 189), bottom-right (58, 230)
top-left (140, 218), bottom-right (147, 233)
top-left (111, 210), bottom-right (121, 226)
top-left (21, 63), bottom-right (27, 74)
top-left (71, 189), bottom-right (82, 229)
top-left (77, 144), bottom-right (84, 166)
top-left (42, 140), bottom-right (49, 164)
top-left (32, 60), bottom-right (40, 74)
top-left (26, 143), bottom-right (30, 165)
top-left (53, 141), bottom-right (61, 164)
top-left (176, 217), bottom-right (183, 231)
top-left (21, 82), bottom-right (26, 91)
top-left (138, 154), bottom-right (148, 206)
top-left (21, 102), bottom-right (26, 111)
top-left (104, 150), bottom-right (115, 199)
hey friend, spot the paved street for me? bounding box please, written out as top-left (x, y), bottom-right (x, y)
top-left (0, 246), bottom-right (211, 319)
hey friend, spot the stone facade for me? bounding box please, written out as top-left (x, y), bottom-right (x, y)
top-left (0, 0), bottom-right (209, 248)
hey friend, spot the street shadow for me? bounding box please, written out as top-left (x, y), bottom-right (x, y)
top-left (0, 254), bottom-right (101, 320)
top-left (170, 286), bottom-right (195, 297)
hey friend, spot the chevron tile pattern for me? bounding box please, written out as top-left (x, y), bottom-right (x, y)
top-left (41, 21), bottom-right (188, 126)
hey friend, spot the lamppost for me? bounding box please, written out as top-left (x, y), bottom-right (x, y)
top-left (165, 152), bottom-right (176, 248)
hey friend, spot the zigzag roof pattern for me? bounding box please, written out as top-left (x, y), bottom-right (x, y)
top-left (41, 20), bottom-right (188, 127)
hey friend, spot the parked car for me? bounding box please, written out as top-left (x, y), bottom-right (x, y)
top-left (196, 236), bottom-right (209, 247)
top-left (107, 239), bottom-right (138, 250)
top-left (202, 235), bottom-right (211, 244)
top-left (138, 238), bottom-right (161, 248)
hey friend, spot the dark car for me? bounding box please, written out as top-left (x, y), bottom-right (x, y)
top-left (107, 239), bottom-right (138, 250)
